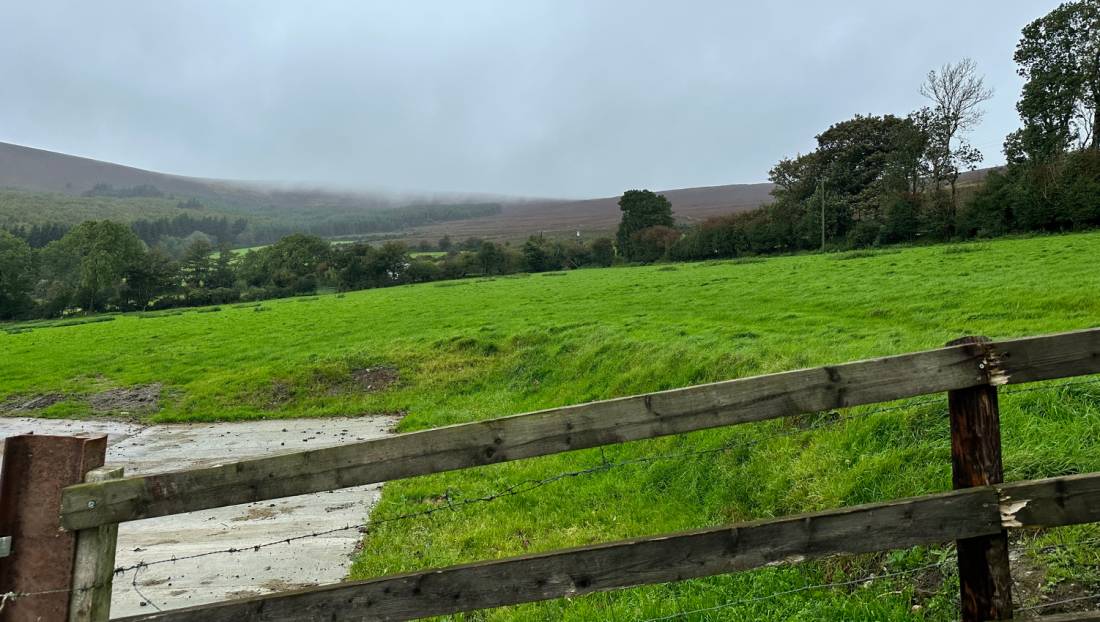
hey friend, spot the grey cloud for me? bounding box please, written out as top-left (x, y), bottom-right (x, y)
top-left (0, 1), bottom-right (1063, 198)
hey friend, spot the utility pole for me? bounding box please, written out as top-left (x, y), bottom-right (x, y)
top-left (819, 177), bottom-right (826, 252)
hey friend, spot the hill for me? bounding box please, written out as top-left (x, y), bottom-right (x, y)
top-left (0, 141), bottom-right (777, 242)
top-left (0, 141), bottom-right (1002, 244)
top-left (0, 141), bottom-right (232, 199)
top-left (2, 232), bottom-right (1097, 619)
top-left (0, 140), bottom-right (503, 217)
top-left (400, 182), bottom-right (776, 243)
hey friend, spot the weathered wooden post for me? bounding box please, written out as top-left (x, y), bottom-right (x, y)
top-left (946, 336), bottom-right (1013, 621)
top-left (68, 466), bottom-right (124, 622)
top-left (0, 434), bottom-right (107, 622)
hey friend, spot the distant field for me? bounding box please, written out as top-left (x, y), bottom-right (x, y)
top-left (3, 232), bottom-right (1099, 619)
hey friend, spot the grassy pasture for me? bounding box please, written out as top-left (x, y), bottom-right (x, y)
top-left (3, 233), bottom-right (1100, 619)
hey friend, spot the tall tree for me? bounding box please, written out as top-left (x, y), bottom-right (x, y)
top-left (616, 190), bottom-right (674, 260)
top-left (1014, 0), bottom-right (1100, 158)
top-left (40, 221), bottom-right (146, 312)
top-left (181, 239), bottom-right (214, 288)
top-left (767, 115), bottom-right (925, 247)
top-left (475, 241), bottom-right (506, 275)
top-left (120, 249), bottom-right (178, 310)
top-left (208, 243), bottom-right (237, 289)
top-left (0, 230), bottom-right (35, 319)
top-left (920, 58), bottom-right (994, 221)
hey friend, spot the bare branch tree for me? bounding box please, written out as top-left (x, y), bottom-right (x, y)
top-left (919, 58), bottom-right (994, 233)
top-left (921, 58), bottom-right (995, 142)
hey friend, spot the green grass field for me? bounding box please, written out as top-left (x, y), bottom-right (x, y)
top-left (3, 233), bottom-right (1100, 620)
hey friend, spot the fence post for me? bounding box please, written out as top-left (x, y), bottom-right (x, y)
top-left (68, 466), bottom-right (123, 622)
top-left (947, 336), bottom-right (1013, 621)
top-left (0, 434), bottom-right (107, 622)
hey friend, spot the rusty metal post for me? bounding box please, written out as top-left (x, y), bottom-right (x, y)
top-left (947, 336), bottom-right (1013, 621)
top-left (0, 434), bottom-right (107, 622)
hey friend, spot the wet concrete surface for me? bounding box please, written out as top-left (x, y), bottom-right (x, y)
top-left (0, 415), bottom-right (399, 618)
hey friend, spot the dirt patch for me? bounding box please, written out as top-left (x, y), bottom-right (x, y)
top-left (88, 384), bottom-right (162, 415)
top-left (323, 367), bottom-right (399, 396)
top-left (0, 393), bottom-right (67, 412)
top-left (1010, 548), bottom-right (1099, 615)
top-left (350, 367), bottom-right (399, 392)
top-left (0, 384), bottom-right (161, 415)
top-left (908, 562), bottom-right (949, 609)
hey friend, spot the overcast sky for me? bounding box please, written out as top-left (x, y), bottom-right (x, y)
top-left (1, 1), bottom-right (1063, 198)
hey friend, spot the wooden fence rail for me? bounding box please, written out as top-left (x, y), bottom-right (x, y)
top-left (1, 327), bottom-right (1099, 622)
top-left (59, 328), bottom-right (1100, 530)
top-left (112, 473), bottom-right (1100, 622)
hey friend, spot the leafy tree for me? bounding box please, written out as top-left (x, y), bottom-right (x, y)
top-left (629, 226), bottom-right (681, 262)
top-left (2, 223), bottom-right (70, 248)
top-left (460, 237), bottom-right (485, 252)
top-left (0, 230), bottom-right (35, 319)
top-left (522, 236), bottom-right (551, 272)
top-left (438, 235), bottom-right (453, 252)
top-left (880, 194), bottom-right (923, 243)
top-left (522, 236), bottom-right (565, 272)
top-left (767, 115), bottom-right (926, 247)
top-left (182, 239), bottom-right (214, 288)
top-left (238, 234), bottom-right (331, 294)
top-left (1013, 0), bottom-right (1100, 159)
top-left (559, 240), bottom-right (591, 269)
top-left (120, 249), bottom-right (178, 310)
top-left (208, 243), bottom-right (237, 289)
top-left (405, 257), bottom-right (441, 283)
top-left (372, 242), bottom-right (411, 285)
top-left (968, 2), bottom-right (1100, 237)
top-left (40, 221), bottom-right (146, 312)
top-left (616, 190), bottom-right (674, 260)
top-left (589, 238), bottom-right (615, 266)
top-left (476, 241), bottom-right (506, 275)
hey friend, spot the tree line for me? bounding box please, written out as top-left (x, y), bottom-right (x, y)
top-left (3, 201), bottom-right (506, 257)
top-left (0, 221), bottom-right (618, 320)
top-left (615, 1), bottom-right (1100, 262)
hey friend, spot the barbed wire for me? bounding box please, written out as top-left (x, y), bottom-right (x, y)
top-left (0, 405), bottom-right (897, 611)
top-left (107, 419), bottom-right (837, 577)
top-left (1003, 377), bottom-right (1100, 396)
top-left (634, 534), bottom-right (1100, 622)
top-left (6, 537), bottom-right (1094, 614)
top-left (1016, 594), bottom-right (1100, 616)
top-left (101, 377), bottom-right (1100, 576)
top-left (3, 377), bottom-right (1097, 613)
top-left (130, 563), bottom-right (162, 612)
top-left (637, 560), bottom-right (952, 621)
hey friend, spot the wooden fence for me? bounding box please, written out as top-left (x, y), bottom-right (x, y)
top-left (2, 328), bottom-right (1100, 621)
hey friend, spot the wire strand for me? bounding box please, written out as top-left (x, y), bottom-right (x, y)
top-left (637, 561), bottom-right (950, 621)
